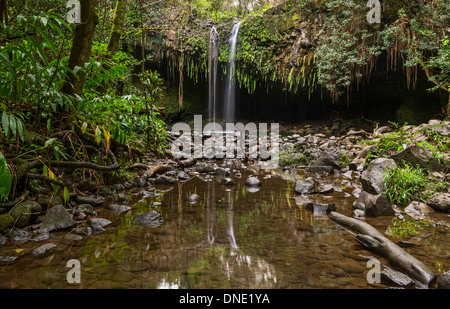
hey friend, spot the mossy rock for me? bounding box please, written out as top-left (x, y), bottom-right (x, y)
top-left (38, 194), bottom-right (64, 209)
top-left (0, 214), bottom-right (14, 234)
top-left (10, 201), bottom-right (42, 228)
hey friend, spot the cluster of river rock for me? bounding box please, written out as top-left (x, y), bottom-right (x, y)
top-left (0, 119), bottom-right (449, 288)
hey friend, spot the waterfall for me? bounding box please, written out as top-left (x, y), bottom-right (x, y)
top-left (223, 21), bottom-right (241, 124)
top-left (208, 26), bottom-right (219, 127)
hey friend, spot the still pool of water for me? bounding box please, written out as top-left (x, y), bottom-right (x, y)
top-left (0, 161), bottom-right (449, 288)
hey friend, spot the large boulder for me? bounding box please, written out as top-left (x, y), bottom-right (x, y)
top-left (295, 177), bottom-right (319, 194)
top-left (365, 194), bottom-right (394, 217)
top-left (390, 144), bottom-right (442, 172)
top-left (10, 201), bottom-right (42, 228)
top-left (426, 192), bottom-right (450, 213)
top-left (352, 191), bottom-right (394, 217)
top-left (39, 205), bottom-right (75, 233)
top-left (311, 151), bottom-right (340, 169)
top-left (404, 201), bottom-right (435, 219)
top-left (360, 158), bottom-right (397, 194)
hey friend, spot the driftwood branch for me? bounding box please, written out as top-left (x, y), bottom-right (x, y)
top-left (330, 211), bottom-right (436, 286)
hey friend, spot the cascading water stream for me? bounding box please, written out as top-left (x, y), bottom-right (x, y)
top-left (208, 26), bottom-right (219, 129)
top-left (223, 21), bottom-right (241, 124)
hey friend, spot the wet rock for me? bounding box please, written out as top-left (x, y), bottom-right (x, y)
top-left (106, 204), bottom-right (132, 212)
top-left (133, 211), bottom-right (164, 227)
top-left (353, 191), bottom-right (394, 217)
top-left (88, 218), bottom-right (112, 232)
top-left (140, 190), bottom-right (162, 198)
top-left (214, 167), bottom-right (230, 176)
top-left (390, 144), bottom-right (442, 172)
top-left (62, 234), bottom-right (83, 243)
top-left (9, 228), bottom-right (30, 243)
top-left (39, 205), bottom-right (75, 233)
top-left (0, 256), bottom-right (17, 262)
top-left (196, 163), bottom-right (214, 173)
top-left (426, 192), bottom-right (450, 213)
top-left (352, 191), bottom-right (373, 211)
top-left (295, 177), bottom-right (318, 194)
top-left (29, 232), bottom-right (51, 242)
top-left (404, 201), bottom-right (435, 219)
top-left (311, 151), bottom-right (340, 170)
top-left (73, 204), bottom-right (96, 217)
top-left (318, 184), bottom-right (334, 194)
top-left (155, 175), bottom-right (175, 185)
top-left (245, 176), bottom-right (262, 187)
top-left (360, 158), bottom-right (397, 194)
top-left (0, 214), bottom-right (14, 234)
top-left (438, 270), bottom-right (450, 289)
top-left (187, 194), bottom-right (200, 203)
top-left (221, 178), bottom-right (235, 186)
top-left (306, 203), bottom-right (335, 215)
top-left (177, 170), bottom-right (190, 180)
top-left (99, 186), bottom-right (112, 196)
top-left (75, 195), bottom-right (104, 206)
top-left (32, 243), bottom-right (57, 256)
top-left (365, 194), bottom-right (394, 217)
top-left (353, 209), bottom-right (365, 219)
top-left (113, 183), bottom-right (124, 192)
top-left (178, 156), bottom-right (197, 168)
top-left (349, 158), bottom-right (365, 172)
top-left (73, 226), bottom-right (93, 235)
top-left (10, 201), bottom-right (42, 228)
top-left (133, 177), bottom-right (147, 187)
top-left (380, 266), bottom-right (415, 288)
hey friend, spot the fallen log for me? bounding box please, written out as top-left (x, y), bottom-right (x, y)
top-left (330, 211), bottom-right (436, 286)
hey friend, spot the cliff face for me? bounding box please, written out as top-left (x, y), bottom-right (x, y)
top-left (144, 1), bottom-right (447, 123)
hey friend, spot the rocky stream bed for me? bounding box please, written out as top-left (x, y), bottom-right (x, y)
top-left (0, 119), bottom-right (449, 289)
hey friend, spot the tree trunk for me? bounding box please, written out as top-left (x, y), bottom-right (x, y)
top-left (107, 0), bottom-right (127, 55)
top-left (61, 0), bottom-right (99, 114)
top-left (97, 0), bottom-right (127, 94)
top-left (0, 0), bottom-right (7, 24)
top-left (330, 211), bottom-right (436, 286)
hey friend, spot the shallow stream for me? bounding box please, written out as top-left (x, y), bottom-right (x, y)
top-left (0, 160), bottom-right (449, 288)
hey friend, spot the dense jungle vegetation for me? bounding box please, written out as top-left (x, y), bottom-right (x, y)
top-left (0, 0), bottom-right (449, 207)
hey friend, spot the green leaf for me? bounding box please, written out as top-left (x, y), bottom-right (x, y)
top-left (0, 151), bottom-right (12, 202)
top-left (45, 137), bottom-right (58, 147)
top-left (81, 122), bottom-right (88, 134)
top-left (95, 126), bottom-right (102, 145)
top-left (63, 186), bottom-right (69, 205)
top-left (2, 111), bottom-right (10, 138)
top-left (9, 114), bottom-right (17, 138)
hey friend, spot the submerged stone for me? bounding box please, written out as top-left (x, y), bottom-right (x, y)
top-left (133, 211), bottom-right (164, 227)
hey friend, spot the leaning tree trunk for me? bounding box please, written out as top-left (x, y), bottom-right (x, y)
top-left (330, 211), bottom-right (436, 286)
top-left (97, 0), bottom-right (127, 94)
top-left (107, 0), bottom-right (127, 55)
top-left (61, 0), bottom-right (99, 118)
top-left (0, 0), bottom-right (7, 24)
